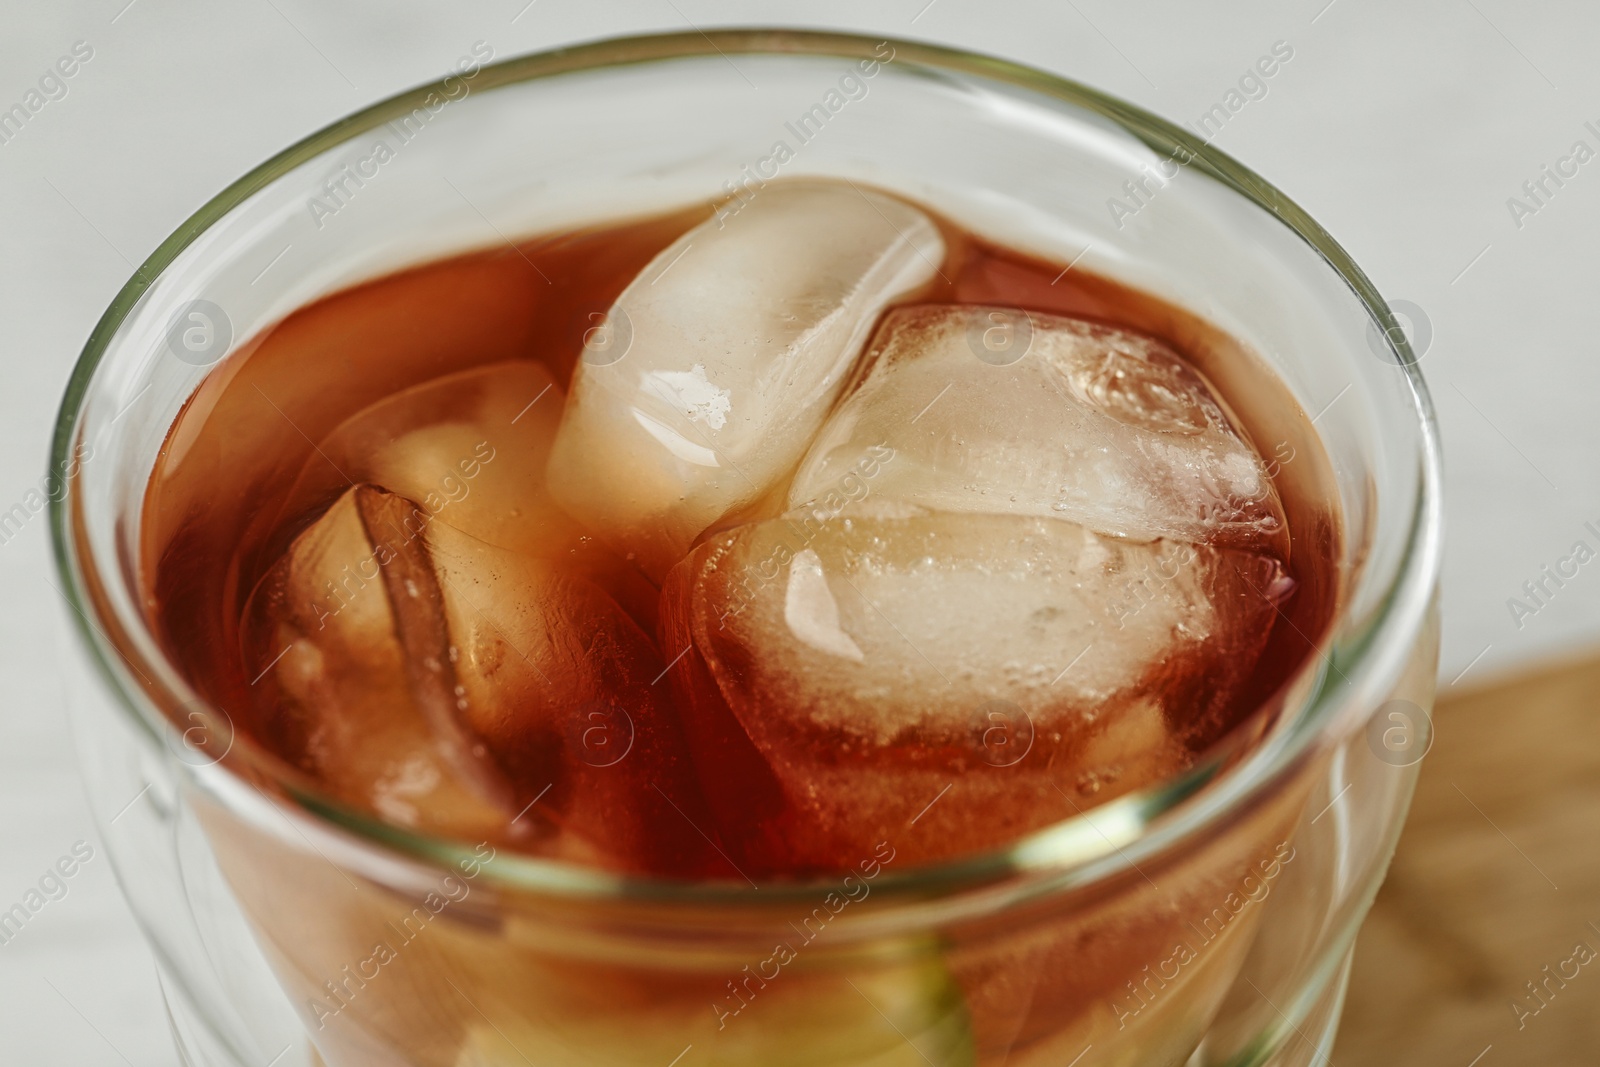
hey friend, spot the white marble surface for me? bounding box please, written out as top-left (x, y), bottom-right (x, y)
top-left (0, 1), bottom-right (1591, 1062)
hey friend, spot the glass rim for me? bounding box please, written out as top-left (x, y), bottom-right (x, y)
top-left (49, 27), bottom-right (1443, 911)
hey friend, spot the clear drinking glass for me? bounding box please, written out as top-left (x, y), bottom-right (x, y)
top-left (50, 30), bottom-right (1441, 1067)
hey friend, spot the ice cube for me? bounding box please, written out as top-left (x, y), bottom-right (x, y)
top-left (285, 361), bottom-right (574, 554)
top-left (789, 305), bottom-right (1286, 552)
top-left (546, 180), bottom-right (945, 579)
top-left (242, 486), bottom-right (515, 838)
top-left (243, 484), bottom-right (717, 875)
top-left (660, 507), bottom-right (1289, 873)
top-left (423, 512), bottom-right (721, 876)
top-left (283, 360), bottom-right (657, 630)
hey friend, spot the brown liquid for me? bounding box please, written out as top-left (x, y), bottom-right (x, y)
top-left (141, 200), bottom-right (1339, 879)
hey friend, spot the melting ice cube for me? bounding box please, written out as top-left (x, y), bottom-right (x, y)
top-left (282, 359), bottom-right (657, 630)
top-left (545, 180), bottom-right (945, 579)
top-left (789, 305), bottom-right (1286, 552)
top-left (244, 484), bottom-right (717, 874)
top-left (660, 507), bottom-right (1288, 872)
top-left (242, 486), bottom-right (516, 837)
top-left (424, 511), bottom-right (718, 875)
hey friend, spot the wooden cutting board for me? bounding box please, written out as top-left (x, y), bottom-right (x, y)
top-left (1334, 652), bottom-right (1600, 1065)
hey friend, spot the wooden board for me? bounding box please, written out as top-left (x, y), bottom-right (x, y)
top-left (1333, 653), bottom-right (1600, 1065)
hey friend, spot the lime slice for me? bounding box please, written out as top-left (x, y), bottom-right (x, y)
top-left (456, 956), bottom-right (973, 1067)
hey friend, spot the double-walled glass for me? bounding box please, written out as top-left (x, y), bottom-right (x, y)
top-left (50, 31), bottom-right (1441, 1067)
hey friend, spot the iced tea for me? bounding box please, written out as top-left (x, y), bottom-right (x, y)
top-left (140, 179), bottom-right (1339, 1065)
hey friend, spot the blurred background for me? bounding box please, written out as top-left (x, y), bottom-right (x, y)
top-left (1, 1), bottom-right (1594, 1063)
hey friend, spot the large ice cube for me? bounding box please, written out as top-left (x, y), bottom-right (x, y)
top-left (660, 506), bottom-right (1289, 873)
top-left (789, 305), bottom-right (1286, 552)
top-left (243, 484), bottom-right (717, 875)
top-left (546, 180), bottom-right (945, 579)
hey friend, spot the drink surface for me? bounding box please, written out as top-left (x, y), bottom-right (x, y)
top-left (142, 183), bottom-right (1339, 881)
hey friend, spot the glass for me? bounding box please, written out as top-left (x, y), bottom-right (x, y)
top-left (50, 30), bottom-right (1441, 1067)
